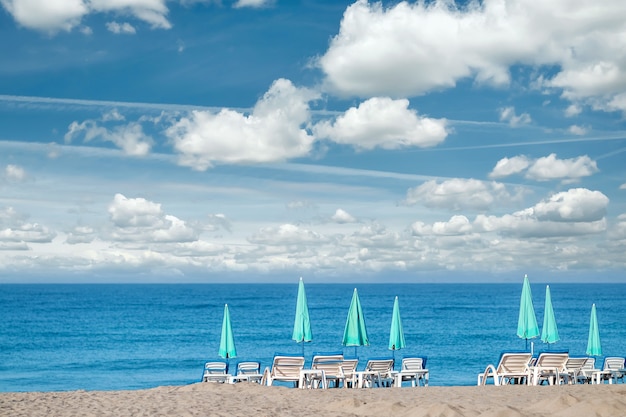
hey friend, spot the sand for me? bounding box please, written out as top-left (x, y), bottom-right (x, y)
top-left (1, 383), bottom-right (625, 417)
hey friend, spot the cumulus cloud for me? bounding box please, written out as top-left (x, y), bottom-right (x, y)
top-left (233, 0), bottom-right (271, 8)
top-left (490, 153), bottom-right (598, 183)
top-left (489, 155), bottom-right (530, 179)
top-left (107, 194), bottom-right (198, 243)
top-left (525, 153), bottom-right (598, 182)
top-left (106, 21), bottom-right (136, 34)
top-left (0, 206), bottom-right (56, 246)
top-left (314, 97), bottom-right (448, 150)
top-left (1, 0), bottom-right (171, 33)
top-left (621, 183), bottom-right (626, 190)
top-left (248, 223), bottom-right (326, 246)
top-left (165, 78), bottom-right (319, 170)
top-left (4, 164), bottom-right (26, 181)
top-left (317, 0), bottom-right (626, 112)
top-left (405, 178), bottom-right (511, 211)
top-left (65, 226), bottom-right (96, 244)
top-left (567, 125), bottom-right (589, 136)
top-left (432, 215), bottom-right (472, 236)
top-left (499, 107), bottom-right (532, 127)
top-left (65, 111), bottom-right (153, 156)
top-left (331, 209), bottom-right (356, 224)
top-left (474, 188), bottom-right (609, 238)
top-left (565, 104), bottom-right (582, 117)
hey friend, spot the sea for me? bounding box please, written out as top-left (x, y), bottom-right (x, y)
top-left (1, 283), bottom-right (625, 392)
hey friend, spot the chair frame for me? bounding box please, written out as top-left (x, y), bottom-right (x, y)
top-left (478, 352), bottom-right (532, 386)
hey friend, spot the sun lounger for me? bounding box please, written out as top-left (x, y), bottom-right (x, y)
top-left (202, 360), bottom-right (230, 383)
top-left (529, 352), bottom-right (569, 385)
top-left (478, 352), bottom-right (532, 386)
top-left (358, 358), bottom-right (394, 388)
top-left (340, 357), bottom-right (359, 388)
top-left (229, 361), bottom-right (262, 384)
top-left (576, 357), bottom-right (598, 384)
top-left (393, 357), bottom-right (429, 387)
top-left (308, 352), bottom-right (345, 389)
top-left (559, 357), bottom-right (589, 384)
top-left (593, 357), bottom-right (625, 384)
top-left (261, 353), bottom-right (305, 387)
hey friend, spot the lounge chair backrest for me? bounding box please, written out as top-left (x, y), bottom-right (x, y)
top-left (603, 357), bottom-right (625, 371)
top-left (365, 359), bottom-right (394, 373)
top-left (204, 361), bottom-right (227, 375)
top-left (271, 355), bottom-right (305, 379)
top-left (535, 353), bottom-right (569, 371)
top-left (402, 357), bottom-right (426, 371)
top-left (497, 353), bottom-right (532, 373)
top-left (237, 361), bottom-right (261, 375)
top-left (564, 357), bottom-right (588, 372)
top-left (312, 354), bottom-right (344, 375)
top-left (341, 358), bottom-right (358, 373)
top-left (581, 357), bottom-right (596, 371)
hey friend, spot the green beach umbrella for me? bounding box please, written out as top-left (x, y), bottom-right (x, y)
top-left (292, 277), bottom-right (312, 355)
top-left (517, 274), bottom-right (539, 350)
top-left (388, 296), bottom-right (406, 362)
top-left (586, 303), bottom-right (602, 356)
top-left (218, 304), bottom-right (237, 360)
top-left (540, 285), bottom-right (560, 345)
top-left (342, 288), bottom-right (369, 356)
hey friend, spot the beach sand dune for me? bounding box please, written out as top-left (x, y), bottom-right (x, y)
top-left (1, 383), bottom-right (625, 417)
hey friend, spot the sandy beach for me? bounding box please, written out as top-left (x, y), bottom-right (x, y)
top-left (2, 383), bottom-right (625, 417)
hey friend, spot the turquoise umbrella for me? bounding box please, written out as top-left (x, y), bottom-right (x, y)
top-left (342, 288), bottom-right (369, 356)
top-left (586, 303), bottom-right (602, 356)
top-left (292, 277), bottom-right (312, 355)
top-left (218, 304), bottom-right (237, 361)
top-left (388, 296), bottom-right (406, 363)
top-left (517, 275), bottom-right (539, 351)
top-left (540, 285), bottom-right (560, 346)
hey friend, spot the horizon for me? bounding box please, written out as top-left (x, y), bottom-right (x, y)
top-left (1, 0), bottom-right (625, 284)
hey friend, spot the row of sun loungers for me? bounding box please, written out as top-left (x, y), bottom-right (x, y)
top-left (202, 353), bottom-right (429, 388)
top-left (477, 352), bottom-right (625, 386)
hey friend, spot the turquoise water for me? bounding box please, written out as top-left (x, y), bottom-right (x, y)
top-left (1, 283), bottom-right (624, 391)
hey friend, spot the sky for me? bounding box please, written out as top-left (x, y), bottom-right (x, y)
top-left (0, 0), bottom-right (625, 283)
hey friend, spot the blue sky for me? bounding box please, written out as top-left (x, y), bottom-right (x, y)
top-left (1, 0), bottom-right (625, 283)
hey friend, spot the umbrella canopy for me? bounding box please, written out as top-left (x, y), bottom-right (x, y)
top-left (540, 285), bottom-right (560, 345)
top-left (388, 296), bottom-right (406, 352)
top-left (292, 277), bottom-right (313, 345)
top-left (342, 288), bottom-right (369, 349)
top-left (517, 274), bottom-right (539, 346)
top-left (586, 303), bottom-right (602, 356)
top-left (218, 304), bottom-right (237, 359)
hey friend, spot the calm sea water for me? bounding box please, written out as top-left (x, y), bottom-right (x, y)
top-left (1, 283), bottom-right (624, 392)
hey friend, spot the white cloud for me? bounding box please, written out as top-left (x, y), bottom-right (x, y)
top-left (233, 0), bottom-right (271, 8)
top-left (65, 112), bottom-right (153, 156)
top-left (314, 97), bottom-right (448, 150)
top-left (0, 0), bottom-right (87, 32)
top-left (489, 155), bottom-right (530, 179)
top-left (567, 125), bottom-right (589, 136)
top-left (525, 153), bottom-right (598, 182)
top-left (432, 215), bottom-right (472, 236)
top-left (107, 194), bottom-right (198, 243)
top-left (473, 188), bottom-right (609, 238)
top-left (4, 164), bottom-right (26, 181)
top-left (248, 223), bottom-right (326, 246)
top-left (620, 183), bottom-right (626, 190)
top-left (317, 0), bottom-right (626, 112)
top-left (565, 104), bottom-right (582, 117)
top-left (405, 178), bottom-right (511, 211)
top-left (0, 206), bottom-right (56, 245)
top-left (165, 78), bottom-right (319, 170)
top-left (106, 21), bottom-right (136, 34)
top-left (1, 0), bottom-right (171, 33)
top-left (65, 226), bottom-right (96, 244)
top-left (499, 107), bottom-right (531, 127)
top-left (331, 208), bottom-right (356, 224)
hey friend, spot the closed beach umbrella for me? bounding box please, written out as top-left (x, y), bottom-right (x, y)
top-left (586, 303), bottom-right (602, 356)
top-left (292, 277), bottom-right (312, 355)
top-left (388, 296), bottom-right (406, 362)
top-left (342, 288), bottom-right (369, 355)
top-left (517, 275), bottom-right (539, 350)
top-left (218, 304), bottom-right (237, 360)
top-left (540, 285), bottom-right (560, 346)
